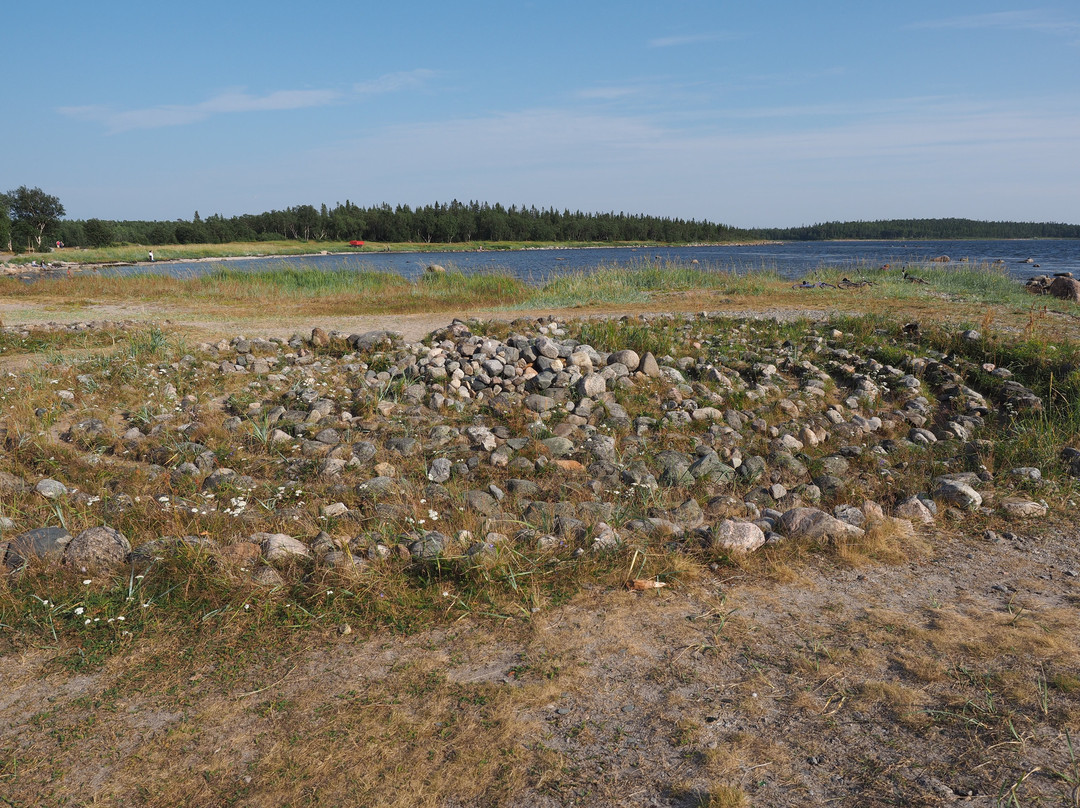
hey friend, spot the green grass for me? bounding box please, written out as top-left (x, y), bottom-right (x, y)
top-left (17, 239), bottom-right (756, 266)
top-left (525, 261), bottom-right (727, 307)
top-left (805, 261), bottom-right (1040, 307)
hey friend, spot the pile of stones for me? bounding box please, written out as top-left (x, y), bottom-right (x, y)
top-left (0, 314), bottom-right (1062, 583)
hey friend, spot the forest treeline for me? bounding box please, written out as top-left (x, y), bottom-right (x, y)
top-left (53, 204), bottom-right (1080, 250)
top-left (7, 187), bottom-right (1079, 252)
top-left (751, 218), bottom-right (1080, 241)
top-left (52, 201), bottom-right (739, 248)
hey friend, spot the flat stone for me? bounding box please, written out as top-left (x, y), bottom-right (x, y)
top-left (259, 533), bottom-right (312, 563)
top-left (541, 437), bottom-right (574, 458)
top-left (1000, 498), bottom-right (1047, 518)
top-left (4, 526), bottom-right (72, 569)
top-left (779, 507), bottom-right (865, 543)
top-left (35, 478), bottom-right (68, 499)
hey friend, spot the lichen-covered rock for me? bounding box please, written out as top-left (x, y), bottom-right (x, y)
top-left (64, 526), bottom-right (131, 570)
top-left (779, 507), bottom-right (865, 542)
top-left (710, 519), bottom-right (766, 553)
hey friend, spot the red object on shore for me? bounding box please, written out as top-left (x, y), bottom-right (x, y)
top-left (349, 240), bottom-right (365, 247)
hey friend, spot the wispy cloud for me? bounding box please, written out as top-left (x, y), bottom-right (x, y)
top-left (353, 69), bottom-right (438, 94)
top-left (648, 32), bottom-right (735, 48)
top-left (59, 70), bottom-right (438, 133)
top-left (908, 9), bottom-right (1080, 36)
top-left (298, 95), bottom-right (1080, 225)
top-left (576, 85), bottom-right (642, 101)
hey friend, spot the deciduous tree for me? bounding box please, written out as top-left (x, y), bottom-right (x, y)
top-left (5, 186), bottom-right (65, 251)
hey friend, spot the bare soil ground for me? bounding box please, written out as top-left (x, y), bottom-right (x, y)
top-left (0, 296), bottom-right (837, 345)
top-left (3, 520), bottom-right (1078, 807)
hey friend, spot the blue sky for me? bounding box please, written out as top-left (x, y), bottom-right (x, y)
top-left (5, 0), bottom-right (1079, 228)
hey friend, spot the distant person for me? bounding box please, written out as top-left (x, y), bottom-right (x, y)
top-left (148, 250), bottom-right (154, 262)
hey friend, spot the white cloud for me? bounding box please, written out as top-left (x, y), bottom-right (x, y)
top-left (353, 69), bottom-right (438, 94)
top-left (58, 70), bottom-right (438, 133)
top-left (648, 32), bottom-right (736, 48)
top-left (297, 95), bottom-right (1080, 225)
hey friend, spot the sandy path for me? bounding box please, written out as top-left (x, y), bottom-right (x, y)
top-left (0, 297), bottom-right (834, 344)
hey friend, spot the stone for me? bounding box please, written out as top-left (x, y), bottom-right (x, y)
top-left (64, 526), bottom-right (131, 570)
top-left (4, 526), bottom-right (72, 569)
top-left (35, 478), bottom-right (68, 499)
top-left (427, 457), bottom-right (452, 483)
top-left (525, 394), bottom-right (558, 412)
top-left (577, 373), bottom-right (607, 398)
top-left (541, 436), bottom-right (574, 457)
top-left (591, 522), bottom-right (620, 551)
top-left (465, 425), bottom-right (497, 452)
top-left (710, 520), bottom-right (766, 553)
top-left (465, 490), bottom-right (500, 516)
top-left (779, 507), bottom-right (865, 542)
top-left (409, 530), bottom-right (448, 559)
top-left (895, 496), bottom-right (935, 525)
top-left (608, 349), bottom-right (640, 372)
top-left (259, 533), bottom-right (313, 563)
top-left (932, 479), bottom-right (982, 511)
top-left (1048, 276), bottom-right (1080, 303)
top-left (252, 566), bottom-right (285, 586)
top-left (1000, 498), bottom-right (1048, 518)
top-left (639, 352), bottom-right (661, 377)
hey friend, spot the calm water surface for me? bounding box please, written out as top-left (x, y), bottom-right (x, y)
top-left (83, 239), bottom-right (1080, 284)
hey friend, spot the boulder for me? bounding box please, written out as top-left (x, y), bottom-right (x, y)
top-left (710, 520), bottom-right (766, 553)
top-left (64, 526), bottom-right (131, 570)
top-left (779, 507), bottom-right (865, 542)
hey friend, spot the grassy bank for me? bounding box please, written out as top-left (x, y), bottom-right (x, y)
top-left (9, 239), bottom-right (753, 266)
top-left (2, 260), bottom-right (1077, 341)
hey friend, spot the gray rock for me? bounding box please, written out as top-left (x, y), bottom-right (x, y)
top-left (357, 476), bottom-right (397, 497)
top-left (35, 478), bottom-right (68, 499)
top-left (591, 522), bottom-right (621, 551)
top-left (427, 457), bottom-right (452, 483)
top-left (4, 526), bottom-right (72, 569)
top-left (895, 496), bottom-right (935, 524)
top-left (534, 336), bottom-right (560, 359)
top-left (541, 436), bottom-right (574, 458)
top-left (584, 434), bottom-right (617, 464)
top-left (348, 330), bottom-right (398, 351)
top-left (737, 455), bottom-right (767, 483)
top-left (932, 479), bottom-right (983, 511)
top-left (779, 507), bottom-right (865, 542)
top-left (1009, 467), bottom-right (1042, 482)
top-left (64, 526), bottom-right (131, 570)
top-left (577, 373), bottom-right (607, 398)
top-left (639, 352), bottom-right (661, 377)
top-left (465, 425), bottom-right (497, 452)
top-left (710, 520), bottom-right (766, 553)
top-left (252, 566), bottom-right (285, 587)
top-left (465, 490), bottom-right (500, 516)
top-left (524, 394), bottom-right (558, 413)
top-left (259, 533), bottom-right (312, 563)
top-left (409, 530), bottom-right (448, 559)
top-left (656, 450), bottom-right (694, 486)
top-left (608, 349), bottom-right (640, 372)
